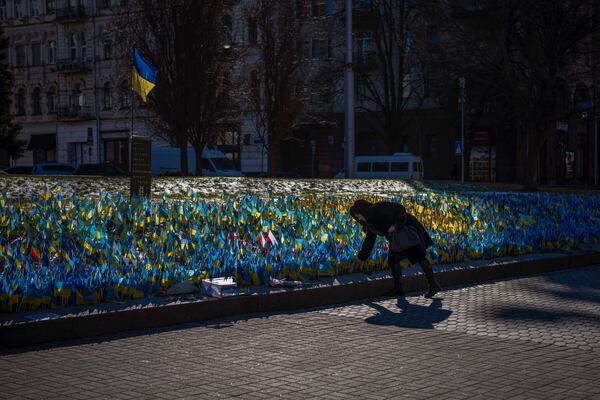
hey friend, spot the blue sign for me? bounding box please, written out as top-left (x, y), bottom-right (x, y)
top-left (455, 140), bottom-right (463, 155)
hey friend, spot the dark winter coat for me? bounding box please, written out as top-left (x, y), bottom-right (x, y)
top-left (350, 199), bottom-right (433, 264)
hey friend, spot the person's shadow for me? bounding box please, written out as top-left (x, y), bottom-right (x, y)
top-left (365, 297), bottom-right (452, 329)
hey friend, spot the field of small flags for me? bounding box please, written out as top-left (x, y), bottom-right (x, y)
top-left (1, 178), bottom-right (599, 312)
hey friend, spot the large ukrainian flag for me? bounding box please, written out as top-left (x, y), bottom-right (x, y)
top-left (132, 48), bottom-right (158, 103)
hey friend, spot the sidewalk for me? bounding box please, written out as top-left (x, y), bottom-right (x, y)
top-left (1, 266), bottom-right (599, 399)
top-left (2, 247), bottom-right (600, 349)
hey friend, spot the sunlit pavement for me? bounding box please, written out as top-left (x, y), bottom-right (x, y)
top-left (1, 266), bottom-right (599, 400)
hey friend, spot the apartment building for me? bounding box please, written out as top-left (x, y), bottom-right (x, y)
top-left (1, 0), bottom-right (154, 172)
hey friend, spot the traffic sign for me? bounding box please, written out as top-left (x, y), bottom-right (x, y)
top-left (455, 140), bottom-right (463, 155)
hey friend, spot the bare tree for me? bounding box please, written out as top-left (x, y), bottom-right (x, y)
top-left (244, 0), bottom-right (306, 175)
top-left (353, 0), bottom-right (445, 153)
top-left (446, 0), bottom-right (600, 189)
top-left (123, 0), bottom-right (235, 176)
top-left (0, 25), bottom-right (23, 162)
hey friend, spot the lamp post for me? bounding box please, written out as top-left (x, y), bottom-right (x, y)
top-left (459, 77), bottom-right (466, 183)
top-left (344, 0), bottom-right (355, 178)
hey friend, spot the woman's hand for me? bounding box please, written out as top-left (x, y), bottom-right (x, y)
top-left (388, 224), bottom-right (396, 234)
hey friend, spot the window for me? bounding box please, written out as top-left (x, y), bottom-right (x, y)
top-left (356, 34), bottom-right (374, 63)
top-left (30, 0), bottom-right (40, 16)
top-left (223, 14), bottom-right (233, 46)
top-left (356, 79), bottom-right (371, 100)
top-left (391, 162), bottom-right (409, 172)
top-left (16, 88), bottom-right (26, 115)
top-left (119, 80), bottom-right (130, 109)
top-left (31, 42), bottom-right (41, 65)
top-left (70, 82), bottom-right (83, 110)
top-left (412, 162), bottom-right (418, 173)
top-left (15, 44), bottom-right (26, 66)
top-left (14, 0), bottom-right (23, 18)
top-left (295, 0), bottom-right (304, 18)
top-left (357, 162), bottom-right (371, 172)
top-left (32, 87), bottom-right (41, 115)
top-left (103, 39), bottom-right (112, 59)
top-left (46, 0), bottom-right (55, 13)
top-left (310, 88), bottom-right (321, 105)
top-left (311, 0), bottom-right (319, 16)
top-left (311, 39), bottom-right (325, 60)
top-left (46, 86), bottom-right (56, 113)
top-left (297, 40), bottom-right (309, 60)
top-left (47, 40), bottom-right (56, 64)
top-left (248, 17), bottom-right (257, 45)
top-left (70, 33), bottom-right (78, 60)
top-left (372, 162), bottom-right (389, 172)
top-left (80, 32), bottom-right (87, 60)
top-left (103, 82), bottom-right (112, 109)
top-left (326, 0), bottom-right (333, 15)
top-left (426, 25), bottom-right (439, 46)
top-left (101, 0), bottom-right (111, 8)
top-left (0, 0), bottom-right (7, 21)
top-left (404, 29), bottom-right (412, 53)
top-left (311, 0), bottom-right (326, 17)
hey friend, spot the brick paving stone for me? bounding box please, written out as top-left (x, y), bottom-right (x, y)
top-left (1, 266), bottom-right (599, 399)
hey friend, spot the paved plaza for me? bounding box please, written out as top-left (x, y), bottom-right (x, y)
top-left (1, 266), bottom-right (599, 400)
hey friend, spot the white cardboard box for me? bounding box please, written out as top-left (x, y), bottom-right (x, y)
top-left (201, 277), bottom-right (238, 297)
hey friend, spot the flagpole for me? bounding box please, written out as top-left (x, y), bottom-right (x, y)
top-left (129, 84), bottom-right (134, 179)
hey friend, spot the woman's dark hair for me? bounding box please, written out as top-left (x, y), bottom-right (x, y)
top-left (349, 199), bottom-right (373, 221)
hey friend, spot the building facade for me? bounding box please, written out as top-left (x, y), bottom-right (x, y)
top-left (2, 0), bottom-right (148, 172)
top-left (5, 0), bottom-right (596, 182)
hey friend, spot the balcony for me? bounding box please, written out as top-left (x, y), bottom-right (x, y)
top-left (55, 6), bottom-right (87, 23)
top-left (57, 106), bottom-right (93, 121)
top-left (56, 58), bottom-right (90, 74)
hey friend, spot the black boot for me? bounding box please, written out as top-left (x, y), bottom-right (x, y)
top-left (387, 263), bottom-right (405, 297)
top-left (420, 259), bottom-right (441, 298)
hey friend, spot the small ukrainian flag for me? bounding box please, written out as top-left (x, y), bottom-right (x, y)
top-left (132, 48), bottom-right (158, 103)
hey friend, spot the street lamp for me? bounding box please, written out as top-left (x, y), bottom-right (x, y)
top-left (344, 0), bottom-right (355, 179)
top-left (459, 77), bottom-right (465, 183)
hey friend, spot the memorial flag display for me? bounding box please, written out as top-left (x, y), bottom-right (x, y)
top-left (0, 187), bottom-right (599, 312)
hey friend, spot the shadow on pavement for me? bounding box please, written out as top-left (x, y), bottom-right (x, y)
top-left (496, 307), bottom-right (600, 323)
top-left (365, 297), bottom-right (452, 329)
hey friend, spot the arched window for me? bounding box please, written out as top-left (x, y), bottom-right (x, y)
top-left (103, 82), bottom-right (112, 110)
top-left (32, 87), bottom-right (41, 115)
top-left (46, 0), bottom-right (55, 14)
top-left (46, 85), bottom-right (56, 114)
top-left (119, 80), bottom-right (130, 109)
top-left (16, 88), bottom-right (26, 115)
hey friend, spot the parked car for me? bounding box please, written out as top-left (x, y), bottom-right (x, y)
top-left (3, 165), bottom-right (34, 175)
top-left (152, 146), bottom-right (245, 177)
top-left (32, 163), bottom-right (75, 176)
top-left (75, 163), bottom-right (128, 176)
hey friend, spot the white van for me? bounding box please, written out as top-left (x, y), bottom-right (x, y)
top-left (335, 153), bottom-right (424, 179)
top-left (152, 146), bottom-right (244, 177)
